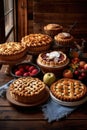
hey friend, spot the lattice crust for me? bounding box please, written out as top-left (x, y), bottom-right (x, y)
top-left (9, 77), bottom-right (47, 104)
top-left (50, 78), bottom-right (87, 102)
top-left (21, 33), bottom-right (52, 47)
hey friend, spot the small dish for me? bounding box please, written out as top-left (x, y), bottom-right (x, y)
top-left (10, 62), bottom-right (41, 78)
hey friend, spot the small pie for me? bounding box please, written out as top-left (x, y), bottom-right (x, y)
top-left (0, 42), bottom-right (27, 61)
top-left (54, 32), bottom-right (74, 47)
top-left (37, 51), bottom-right (69, 67)
top-left (44, 24), bottom-right (63, 37)
top-left (21, 33), bottom-right (52, 54)
top-left (9, 77), bottom-right (49, 104)
top-left (50, 78), bottom-right (87, 102)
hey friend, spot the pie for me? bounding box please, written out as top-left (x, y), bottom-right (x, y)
top-left (50, 78), bottom-right (87, 102)
top-left (0, 42), bottom-right (27, 61)
top-left (37, 51), bottom-right (69, 67)
top-left (21, 33), bottom-right (52, 54)
top-left (54, 32), bottom-right (74, 47)
top-left (9, 77), bottom-right (49, 104)
top-left (44, 24), bottom-right (63, 37)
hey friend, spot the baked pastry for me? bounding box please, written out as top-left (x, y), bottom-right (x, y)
top-left (44, 24), bottom-right (63, 37)
top-left (0, 42), bottom-right (27, 61)
top-left (37, 51), bottom-right (69, 68)
top-left (21, 33), bottom-right (53, 54)
top-left (37, 51), bottom-right (69, 76)
top-left (54, 32), bottom-right (74, 47)
top-left (50, 78), bottom-right (87, 102)
top-left (9, 77), bottom-right (49, 104)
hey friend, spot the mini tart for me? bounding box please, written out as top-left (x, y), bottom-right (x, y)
top-left (37, 51), bottom-right (69, 68)
top-left (54, 32), bottom-right (74, 47)
top-left (44, 24), bottom-right (63, 37)
top-left (0, 42), bottom-right (27, 61)
top-left (9, 77), bottom-right (48, 104)
top-left (21, 33), bottom-right (53, 54)
top-left (50, 78), bottom-right (87, 102)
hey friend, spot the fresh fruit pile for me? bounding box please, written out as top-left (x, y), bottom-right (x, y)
top-left (13, 64), bottom-right (39, 77)
top-left (63, 57), bottom-right (87, 81)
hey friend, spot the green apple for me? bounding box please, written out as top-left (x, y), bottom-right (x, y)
top-left (43, 72), bottom-right (56, 86)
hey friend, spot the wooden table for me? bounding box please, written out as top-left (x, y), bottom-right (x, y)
top-left (0, 66), bottom-right (87, 130)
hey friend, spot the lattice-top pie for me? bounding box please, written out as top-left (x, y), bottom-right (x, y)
top-left (9, 77), bottom-right (48, 104)
top-left (37, 51), bottom-right (69, 67)
top-left (0, 42), bottom-right (27, 61)
top-left (50, 78), bottom-right (87, 102)
top-left (21, 33), bottom-right (52, 54)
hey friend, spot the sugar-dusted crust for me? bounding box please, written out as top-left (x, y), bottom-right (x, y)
top-left (50, 78), bottom-right (87, 102)
top-left (0, 42), bottom-right (27, 61)
top-left (9, 77), bottom-right (47, 104)
top-left (44, 24), bottom-right (63, 37)
top-left (37, 51), bottom-right (69, 68)
top-left (21, 33), bottom-right (52, 53)
top-left (54, 32), bottom-right (74, 46)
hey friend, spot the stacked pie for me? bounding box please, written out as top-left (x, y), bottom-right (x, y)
top-left (21, 33), bottom-right (53, 54)
top-left (9, 77), bottom-right (49, 104)
top-left (50, 78), bottom-right (87, 102)
top-left (0, 42), bottom-right (27, 61)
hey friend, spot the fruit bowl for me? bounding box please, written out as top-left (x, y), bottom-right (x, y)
top-left (10, 62), bottom-right (41, 78)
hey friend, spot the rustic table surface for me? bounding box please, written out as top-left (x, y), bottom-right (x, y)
top-left (0, 63), bottom-right (87, 130)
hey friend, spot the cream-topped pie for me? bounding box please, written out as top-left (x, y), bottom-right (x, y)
top-left (9, 77), bottom-right (49, 104)
top-left (37, 51), bottom-right (69, 67)
top-left (54, 32), bottom-right (74, 47)
top-left (0, 42), bottom-right (27, 61)
top-left (44, 24), bottom-right (63, 37)
top-left (21, 33), bottom-right (52, 54)
top-left (50, 78), bottom-right (87, 102)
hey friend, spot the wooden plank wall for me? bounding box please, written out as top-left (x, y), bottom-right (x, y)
top-left (32, 0), bottom-right (87, 39)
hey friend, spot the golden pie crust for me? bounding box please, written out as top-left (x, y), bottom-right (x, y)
top-left (37, 51), bottom-right (69, 67)
top-left (9, 77), bottom-right (48, 104)
top-left (44, 24), bottom-right (63, 37)
top-left (0, 42), bottom-right (27, 61)
top-left (54, 32), bottom-right (74, 46)
top-left (50, 78), bottom-right (87, 102)
top-left (21, 33), bottom-right (52, 53)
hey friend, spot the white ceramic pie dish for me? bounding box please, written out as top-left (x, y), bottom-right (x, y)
top-left (50, 91), bottom-right (87, 107)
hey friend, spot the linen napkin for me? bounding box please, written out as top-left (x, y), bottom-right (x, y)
top-left (42, 98), bottom-right (77, 122)
top-left (0, 79), bottom-right (14, 98)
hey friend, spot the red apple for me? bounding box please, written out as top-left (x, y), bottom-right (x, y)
top-left (63, 69), bottom-right (73, 78)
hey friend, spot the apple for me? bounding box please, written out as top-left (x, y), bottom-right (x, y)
top-left (79, 61), bottom-right (86, 68)
top-left (84, 64), bottom-right (87, 70)
top-left (63, 69), bottom-right (73, 78)
top-left (43, 73), bottom-right (56, 86)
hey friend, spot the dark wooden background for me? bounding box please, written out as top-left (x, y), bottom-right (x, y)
top-left (27, 0), bottom-right (87, 39)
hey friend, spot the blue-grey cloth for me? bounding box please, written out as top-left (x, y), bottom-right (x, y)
top-left (42, 98), bottom-right (77, 122)
top-left (0, 79), bottom-right (14, 98)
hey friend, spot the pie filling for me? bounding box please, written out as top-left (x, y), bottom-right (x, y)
top-left (37, 51), bottom-right (68, 67)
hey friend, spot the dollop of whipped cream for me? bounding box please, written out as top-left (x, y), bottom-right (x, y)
top-left (46, 51), bottom-right (60, 60)
top-left (62, 32), bottom-right (70, 37)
